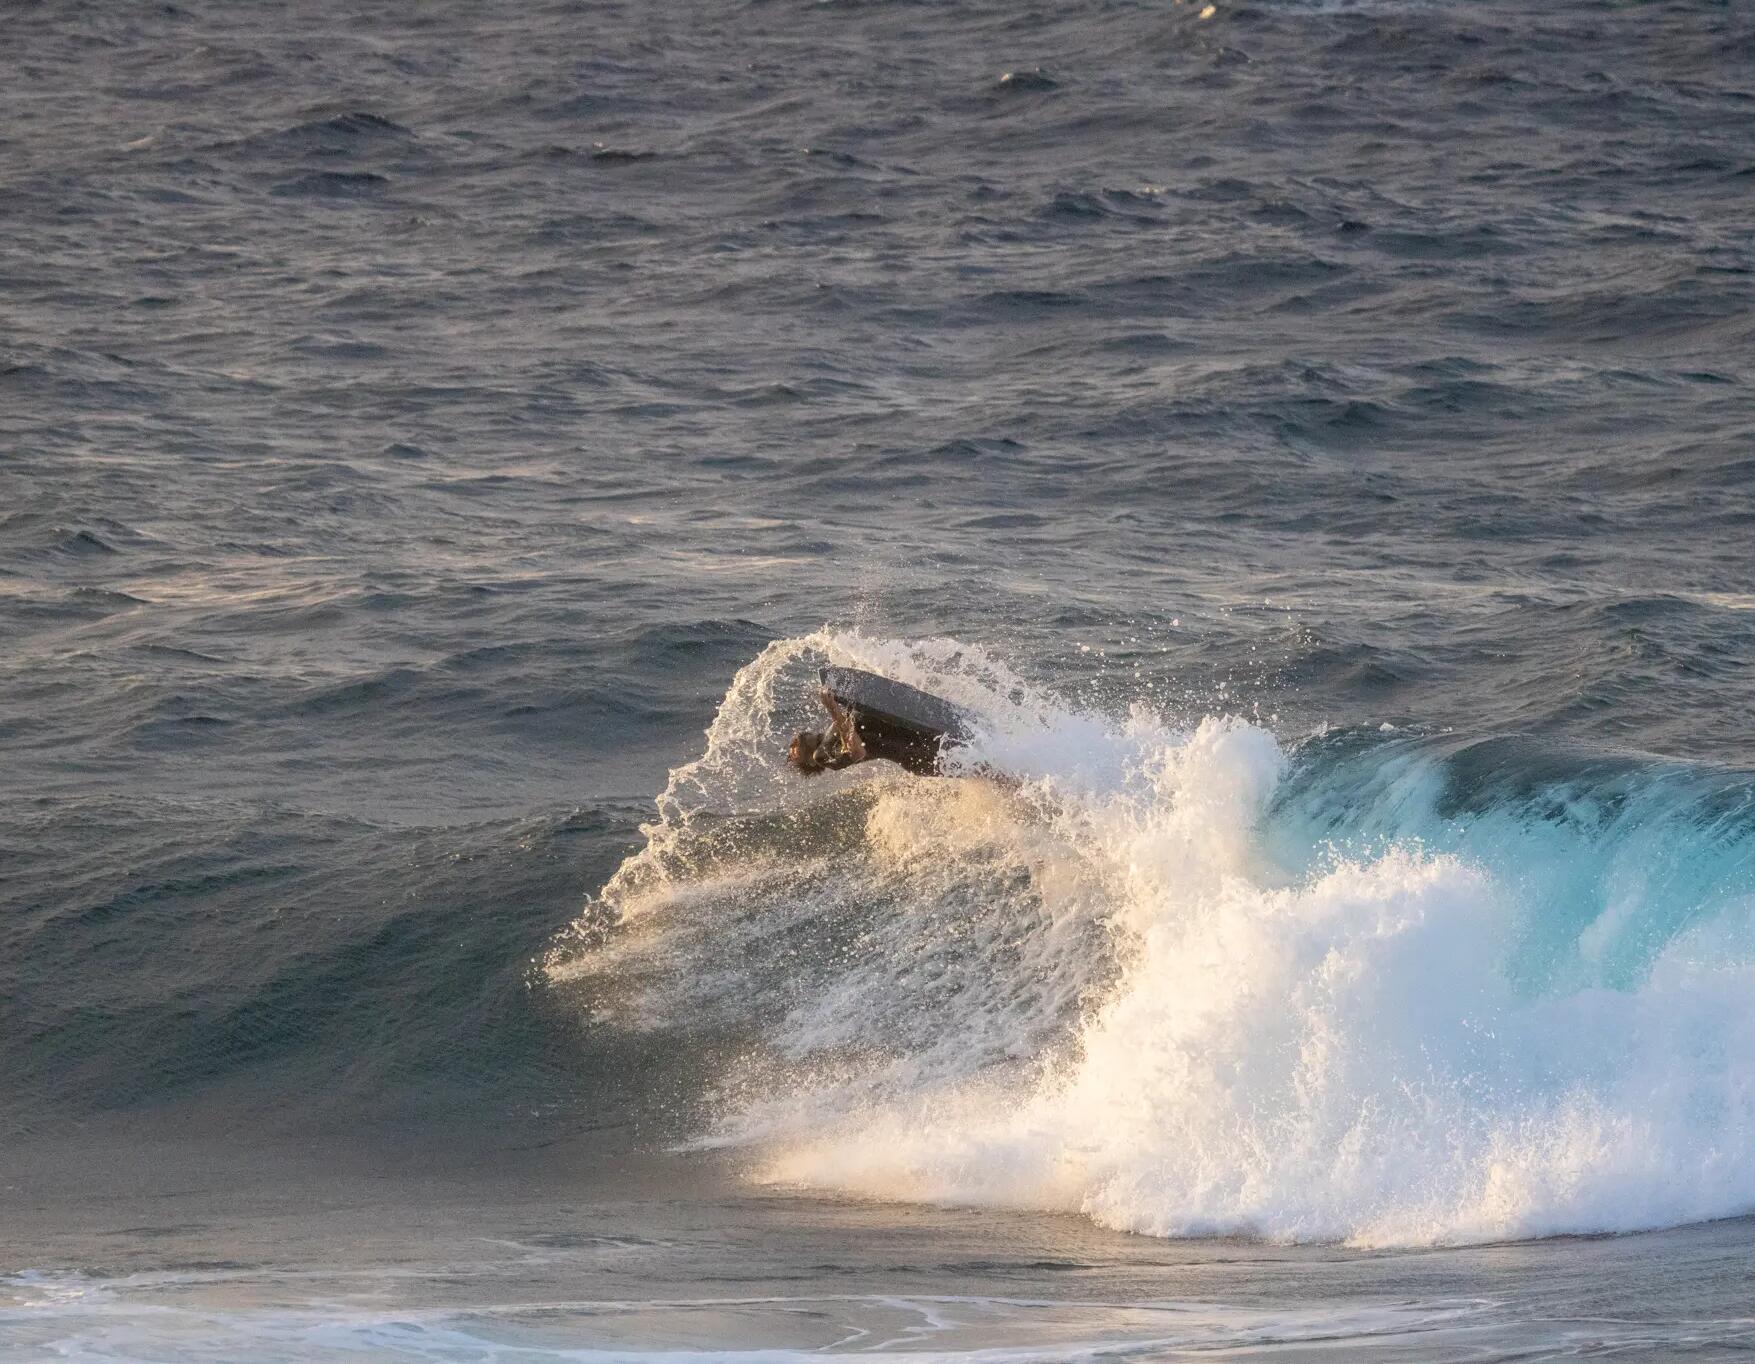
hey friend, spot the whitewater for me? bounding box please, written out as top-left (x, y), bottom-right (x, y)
top-left (550, 632), bottom-right (1755, 1249)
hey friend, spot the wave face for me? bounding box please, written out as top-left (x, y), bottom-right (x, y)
top-left (550, 633), bottom-right (1755, 1247)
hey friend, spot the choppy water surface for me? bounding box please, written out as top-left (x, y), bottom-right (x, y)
top-left (5, 0), bottom-right (1755, 1358)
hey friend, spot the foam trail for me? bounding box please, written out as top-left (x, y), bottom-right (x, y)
top-left (0, 1271), bottom-right (1482, 1363)
top-left (552, 633), bottom-right (1755, 1247)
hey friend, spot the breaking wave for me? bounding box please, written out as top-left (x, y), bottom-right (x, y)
top-left (547, 632), bottom-right (1755, 1247)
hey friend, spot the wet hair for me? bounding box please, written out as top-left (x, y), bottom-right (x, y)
top-left (788, 729), bottom-right (829, 774)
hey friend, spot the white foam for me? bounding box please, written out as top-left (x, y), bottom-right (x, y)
top-left (0, 1272), bottom-right (1480, 1364)
top-left (555, 632), bottom-right (1755, 1247)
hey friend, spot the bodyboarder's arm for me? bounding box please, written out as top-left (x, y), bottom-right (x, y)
top-left (818, 689), bottom-right (866, 762)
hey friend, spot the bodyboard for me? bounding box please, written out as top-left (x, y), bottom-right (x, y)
top-left (819, 666), bottom-right (972, 744)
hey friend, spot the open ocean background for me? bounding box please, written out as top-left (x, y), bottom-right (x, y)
top-left (6, 0), bottom-right (1755, 1359)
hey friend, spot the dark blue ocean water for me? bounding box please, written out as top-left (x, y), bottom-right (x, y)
top-left (5, 1), bottom-right (1755, 1358)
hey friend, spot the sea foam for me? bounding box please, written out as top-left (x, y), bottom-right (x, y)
top-left (554, 633), bottom-right (1755, 1246)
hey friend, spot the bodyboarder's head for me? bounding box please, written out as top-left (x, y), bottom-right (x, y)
top-left (788, 729), bottom-right (830, 774)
